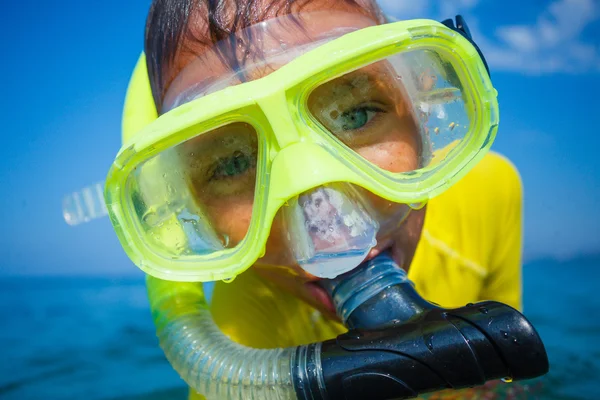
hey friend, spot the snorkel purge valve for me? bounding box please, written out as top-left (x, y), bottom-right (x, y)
top-left (294, 253), bottom-right (550, 399)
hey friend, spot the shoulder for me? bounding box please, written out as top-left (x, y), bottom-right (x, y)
top-left (410, 152), bottom-right (523, 306)
top-left (431, 151), bottom-right (523, 215)
top-left (466, 151), bottom-right (522, 194)
top-left (422, 151), bottom-right (523, 269)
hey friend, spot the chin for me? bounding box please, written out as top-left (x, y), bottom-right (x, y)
top-left (253, 264), bottom-right (341, 321)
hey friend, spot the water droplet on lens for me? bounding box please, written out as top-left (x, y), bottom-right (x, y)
top-left (426, 336), bottom-right (434, 350)
top-left (222, 234), bottom-right (230, 247)
top-left (479, 306), bottom-right (488, 314)
top-left (502, 377), bottom-right (513, 383)
top-left (501, 330), bottom-right (509, 338)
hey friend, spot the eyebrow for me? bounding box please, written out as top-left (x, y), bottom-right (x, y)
top-left (183, 125), bottom-right (256, 155)
top-left (320, 68), bottom-right (385, 98)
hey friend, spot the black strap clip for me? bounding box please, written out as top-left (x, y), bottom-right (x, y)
top-left (441, 15), bottom-right (491, 77)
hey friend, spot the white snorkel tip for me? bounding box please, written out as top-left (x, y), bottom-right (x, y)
top-left (62, 181), bottom-right (108, 226)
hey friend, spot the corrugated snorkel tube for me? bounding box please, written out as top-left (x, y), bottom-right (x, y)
top-left (147, 277), bottom-right (299, 399)
top-left (147, 252), bottom-right (549, 400)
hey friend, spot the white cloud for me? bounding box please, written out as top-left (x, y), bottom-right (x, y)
top-left (377, 0), bottom-right (600, 75)
top-left (376, 0), bottom-right (431, 20)
top-left (438, 0), bottom-right (480, 20)
top-left (495, 26), bottom-right (539, 52)
top-left (477, 0), bottom-right (600, 74)
top-left (377, 0), bottom-right (480, 20)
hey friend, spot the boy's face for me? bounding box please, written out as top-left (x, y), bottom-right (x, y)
top-left (161, 0), bottom-right (426, 319)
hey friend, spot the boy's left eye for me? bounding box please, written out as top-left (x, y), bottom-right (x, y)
top-left (339, 106), bottom-right (382, 132)
top-left (210, 151), bottom-right (254, 181)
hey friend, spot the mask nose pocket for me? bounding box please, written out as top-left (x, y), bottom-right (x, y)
top-left (281, 183), bottom-right (379, 279)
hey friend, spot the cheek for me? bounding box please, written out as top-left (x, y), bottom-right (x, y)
top-left (259, 213), bottom-right (307, 273)
top-left (253, 218), bottom-right (308, 298)
top-left (203, 193), bottom-right (254, 244)
top-left (363, 190), bottom-right (399, 213)
top-left (261, 215), bottom-right (294, 265)
top-left (355, 131), bottom-right (420, 173)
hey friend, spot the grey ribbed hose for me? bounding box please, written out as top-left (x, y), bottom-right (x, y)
top-left (147, 276), bottom-right (301, 400)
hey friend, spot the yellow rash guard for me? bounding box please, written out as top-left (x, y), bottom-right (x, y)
top-left (186, 151), bottom-right (523, 399)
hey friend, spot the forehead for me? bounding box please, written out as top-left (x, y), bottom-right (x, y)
top-left (162, 0), bottom-right (380, 109)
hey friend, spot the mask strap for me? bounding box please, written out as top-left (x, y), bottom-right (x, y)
top-left (441, 15), bottom-right (491, 77)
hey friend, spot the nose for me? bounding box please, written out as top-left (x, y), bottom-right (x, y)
top-left (267, 142), bottom-right (361, 204)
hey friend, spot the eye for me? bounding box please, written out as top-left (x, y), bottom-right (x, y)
top-left (209, 151), bottom-right (255, 181)
top-left (339, 106), bottom-right (383, 132)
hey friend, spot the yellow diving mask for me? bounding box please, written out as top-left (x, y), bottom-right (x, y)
top-left (103, 12), bottom-right (498, 282)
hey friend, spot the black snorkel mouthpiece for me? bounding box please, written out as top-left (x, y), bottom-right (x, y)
top-left (294, 252), bottom-right (549, 400)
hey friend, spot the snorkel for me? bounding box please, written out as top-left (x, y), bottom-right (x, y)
top-left (311, 253), bottom-right (549, 398)
top-left (91, 12), bottom-right (550, 399)
top-left (147, 250), bottom-right (548, 400)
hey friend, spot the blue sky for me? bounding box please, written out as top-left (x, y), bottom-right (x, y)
top-left (1, 0), bottom-right (598, 276)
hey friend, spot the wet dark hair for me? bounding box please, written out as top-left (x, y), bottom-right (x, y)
top-left (145, 0), bottom-right (377, 109)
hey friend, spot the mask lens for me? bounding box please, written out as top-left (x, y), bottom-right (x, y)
top-left (126, 122), bottom-right (259, 259)
top-left (308, 48), bottom-right (472, 173)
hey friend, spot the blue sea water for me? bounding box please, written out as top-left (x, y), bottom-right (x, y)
top-left (1, 256), bottom-right (598, 400)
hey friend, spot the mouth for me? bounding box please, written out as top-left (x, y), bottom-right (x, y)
top-left (305, 281), bottom-right (336, 315)
top-left (304, 241), bottom-right (403, 318)
top-left (365, 238), bottom-right (394, 262)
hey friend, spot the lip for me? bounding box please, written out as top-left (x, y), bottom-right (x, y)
top-left (365, 238), bottom-right (394, 262)
top-left (305, 281), bottom-right (336, 314)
